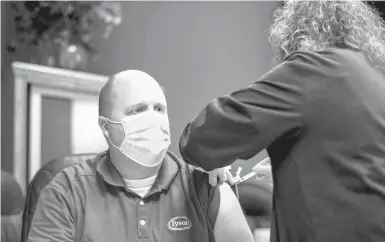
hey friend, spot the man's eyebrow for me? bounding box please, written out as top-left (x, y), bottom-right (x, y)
top-left (125, 102), bottom-right (146, 111)
top-left (156, 102), bottom-right (167, 109)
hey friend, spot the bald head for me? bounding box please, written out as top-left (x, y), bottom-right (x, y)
top-left (99, 70), bottom-right (166, 120)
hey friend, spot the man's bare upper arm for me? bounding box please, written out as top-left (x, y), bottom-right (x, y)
top-left (212, 183), bottom-right (254, 242)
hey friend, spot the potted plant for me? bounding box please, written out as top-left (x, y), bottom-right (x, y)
top-left (6, 1), bottom-right (122, 71)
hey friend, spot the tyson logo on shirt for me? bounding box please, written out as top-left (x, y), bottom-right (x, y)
top-left (167, 216), bottom-right (192, 231)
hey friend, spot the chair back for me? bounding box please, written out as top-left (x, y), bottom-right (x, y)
top-left (21, 153), bottom-right (97, 242)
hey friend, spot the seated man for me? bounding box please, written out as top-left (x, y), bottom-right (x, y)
top-left (27, 70), bottom-right (254, 242)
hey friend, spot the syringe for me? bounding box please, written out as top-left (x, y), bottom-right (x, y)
top-left (234, 157), bottom-right (271, 184)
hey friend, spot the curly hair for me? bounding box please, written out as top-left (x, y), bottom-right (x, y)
top-left (269, 0), bottom-right (385, 70)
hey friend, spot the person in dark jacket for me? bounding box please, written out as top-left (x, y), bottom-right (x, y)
top-left (179, 1), bottom-right (385, 242)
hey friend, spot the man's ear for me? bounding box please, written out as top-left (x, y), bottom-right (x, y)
top-left (98, 116), bottom-right (109, 138)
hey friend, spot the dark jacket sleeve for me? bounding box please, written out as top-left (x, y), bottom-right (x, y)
top-left (179, 53), bottom-right (308, 170)
top-left (27, 184), bottom-right (76, 242)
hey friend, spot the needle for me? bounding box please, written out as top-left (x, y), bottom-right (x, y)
top-left (234, 157), bottom-right (271, 184)
top-left (192, 157), bottom-right (271, 185)
top-left (234, 171), bottom-right (258, 184)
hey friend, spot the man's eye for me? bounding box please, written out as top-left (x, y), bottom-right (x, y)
top-left (155, 106), bottom-right (165, 113)
top-left (127, 106), bottom-right (147, 115)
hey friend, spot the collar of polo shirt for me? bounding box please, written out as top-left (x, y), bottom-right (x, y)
top-left (96, 150), bottom-right (180, 193)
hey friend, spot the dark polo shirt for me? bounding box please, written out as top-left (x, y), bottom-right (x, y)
top-left (28, 151), bottom-right (219, 242)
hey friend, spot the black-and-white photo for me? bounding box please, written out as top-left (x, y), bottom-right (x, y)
top-left (1, 1), bottom-right (385, 242)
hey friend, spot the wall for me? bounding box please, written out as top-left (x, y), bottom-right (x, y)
top-left (2, 1), bottom-right (279, 174)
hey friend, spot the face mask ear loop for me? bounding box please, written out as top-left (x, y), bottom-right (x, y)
top-left (102, 116), bottom-right (122, 124)
top-left (100, 116), bottom-right (123, 151)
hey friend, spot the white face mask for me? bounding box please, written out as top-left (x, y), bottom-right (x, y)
top-left (102, 112), bottom-right (171, 167)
